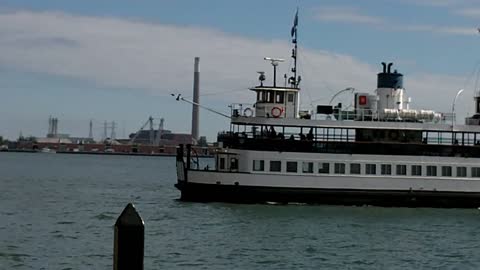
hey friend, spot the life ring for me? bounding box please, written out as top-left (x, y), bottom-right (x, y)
top-left (243, 107), bottom-right (253, 117)
top-left (271, 107), bottom-right (283, 118)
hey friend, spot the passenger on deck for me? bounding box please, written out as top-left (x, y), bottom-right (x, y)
top-left (307, 129), bottom-right (314, 141)
top-left (299, 132), bottom-right (306, 141)
top-left (289, 134), bottom-right (295, 140)
top-left (269, 126), bottom-right (277, 138)
top-left (261, 127), bottom-right (268, 137)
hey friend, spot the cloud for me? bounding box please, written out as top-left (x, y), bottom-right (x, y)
top-left (313, 7), bottom-right (383, 25)
top-left (434, 26), bottom-right (477, 35)
top-left (405, 0), bottom-right (458, 7)
top-left (312, 6), bottom-right (476, 36)
top-left (0, 10), bottom-right (381, 101)
top-left (454, 8), bottom-right (480, 18)
top-left (400, 0), bottom-right (476, 7)
top-left (396, 24), bottom-right (476, 36)
top-left (0, 10), bottom-right (474, 138)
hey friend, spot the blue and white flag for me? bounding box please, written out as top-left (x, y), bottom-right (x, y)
top-left (291, 9), bottom-right (298, 37)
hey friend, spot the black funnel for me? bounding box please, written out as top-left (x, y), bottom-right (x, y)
top-left (377, 62), bottom-right (403, 89)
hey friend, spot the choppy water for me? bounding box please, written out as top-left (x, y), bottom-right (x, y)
top-left (1, 152), bottom-right (480, 269)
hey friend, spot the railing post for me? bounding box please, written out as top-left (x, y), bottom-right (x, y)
top-left (177, 144), bottom-right (184, 161)
top-left (114, 203), bottom-right (144, 270)
top-left (186, 144), bottom-right (192, 169)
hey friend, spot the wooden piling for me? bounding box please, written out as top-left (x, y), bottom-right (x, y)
top-left (114, 203), bottom-right (144, 270)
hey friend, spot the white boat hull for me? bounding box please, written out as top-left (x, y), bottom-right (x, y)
top-left (176, 170), bottom-right (480, 207)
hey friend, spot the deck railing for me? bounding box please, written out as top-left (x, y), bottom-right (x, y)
top-left (230, 103), bottom-right (453, 124)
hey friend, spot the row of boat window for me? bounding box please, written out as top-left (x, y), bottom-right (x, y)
top-left (252, 160), bottom-right (480, 177)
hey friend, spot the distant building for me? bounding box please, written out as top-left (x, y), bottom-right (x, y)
top-left (197, 136), bottom-right (208, 147)
top-left (128, 129), bottom-right (193, 145)
top-left (160, 133), bottom-right (194, 145)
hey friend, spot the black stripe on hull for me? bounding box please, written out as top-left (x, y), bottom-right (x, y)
top-left (175, 181), bottom-right (480, 208)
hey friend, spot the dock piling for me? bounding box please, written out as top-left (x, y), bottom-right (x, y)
top-left (113, 203), bottom-right (144, 270)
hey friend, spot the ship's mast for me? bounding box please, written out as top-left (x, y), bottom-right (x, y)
top-left (289, 8), bottom-right (300, 88)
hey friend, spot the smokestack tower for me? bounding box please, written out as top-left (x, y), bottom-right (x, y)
top-left (88, 119), bottom-right (93, 138)
top-left (191, 57), bottom-right (200, 142)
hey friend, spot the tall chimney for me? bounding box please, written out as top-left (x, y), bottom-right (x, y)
top-left (89, 119), bottom-right (93, 138)
top-left (191, 57), bottom-right (200, 142)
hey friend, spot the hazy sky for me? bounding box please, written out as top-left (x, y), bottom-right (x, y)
top-left (1, 0), bottom-right (480, 140)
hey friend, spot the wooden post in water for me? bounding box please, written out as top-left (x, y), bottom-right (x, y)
top-left (113, 203), bottom-right (144, 270)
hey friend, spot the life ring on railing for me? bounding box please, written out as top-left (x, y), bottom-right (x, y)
top-left (243, 107), bottom-right (253, 117)
top-left (271, 107), bottom-right (283, 118)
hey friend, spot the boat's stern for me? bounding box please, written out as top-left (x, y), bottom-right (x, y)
top-left (175, 144), bottom-right (187, 191)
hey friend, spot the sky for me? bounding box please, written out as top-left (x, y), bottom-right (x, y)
top-left (1, 0), bottom-right (480, 141)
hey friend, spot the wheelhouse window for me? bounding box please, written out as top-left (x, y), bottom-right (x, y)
top-left (396, 165), bottom-right (407, 175)
top-left (275, 92), bottom-right (284, 103)
top-left (230, 158), bottom-right (238, 170)
top-left (442, 166), bottom-right (452, 177)
top-left (457, 167), bottom-right (467, 177)
top-left (219, 158), bottom-right (225, 170)
top-left (287, 161), bottom-right (298, 173)
top-left (411, 165), bottom-right (422, 176)
top-left (302, 162), bottom-right (313, 173)
top-left (288, 93), bottom-right (294, 102)
top-left (318, 163), bottom-right (330, 174)
top-left (426, 166), bottom-right (437, 177)
top-left (334, 163), bottom-right (345, 174)
top-left (267, 91), bottom-right (275, 103)
top-left (472, 167), bottom-right (480, 177)
top-left (253, 160), bottom-right (264, 171)
top-left (257, 91), bottom-right (266, 102)
top-left (381, 164), bottom-right (392, 175)
top-left (270, 161), bottom-right (281, 172)
top-left (350, 163), bottom-right (361, 174)
top-left (366, 164), bottom-right (376, 175)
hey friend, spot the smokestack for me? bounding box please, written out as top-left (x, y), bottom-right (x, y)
top-left (89, 120), bottom-right (93, 138)
top-left (191, 57), bottom-right (200, 142)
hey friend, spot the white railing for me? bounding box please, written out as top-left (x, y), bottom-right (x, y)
top-left (230, 103), bottom-right (453, 124)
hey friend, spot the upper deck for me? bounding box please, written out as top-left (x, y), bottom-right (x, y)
top-left (230, 115), bottom-right (480, 133)
top-left (231, 61), bottom-right (480, 134)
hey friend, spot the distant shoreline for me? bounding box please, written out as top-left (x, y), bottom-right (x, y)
top-left (1, 149), bottom-right (213, 158)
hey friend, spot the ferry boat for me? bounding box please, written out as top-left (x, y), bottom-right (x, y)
top-left (175, 12), bottom-right (480, 208)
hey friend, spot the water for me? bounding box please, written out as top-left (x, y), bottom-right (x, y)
top-left (1, 152), bottom-right (480, 269)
